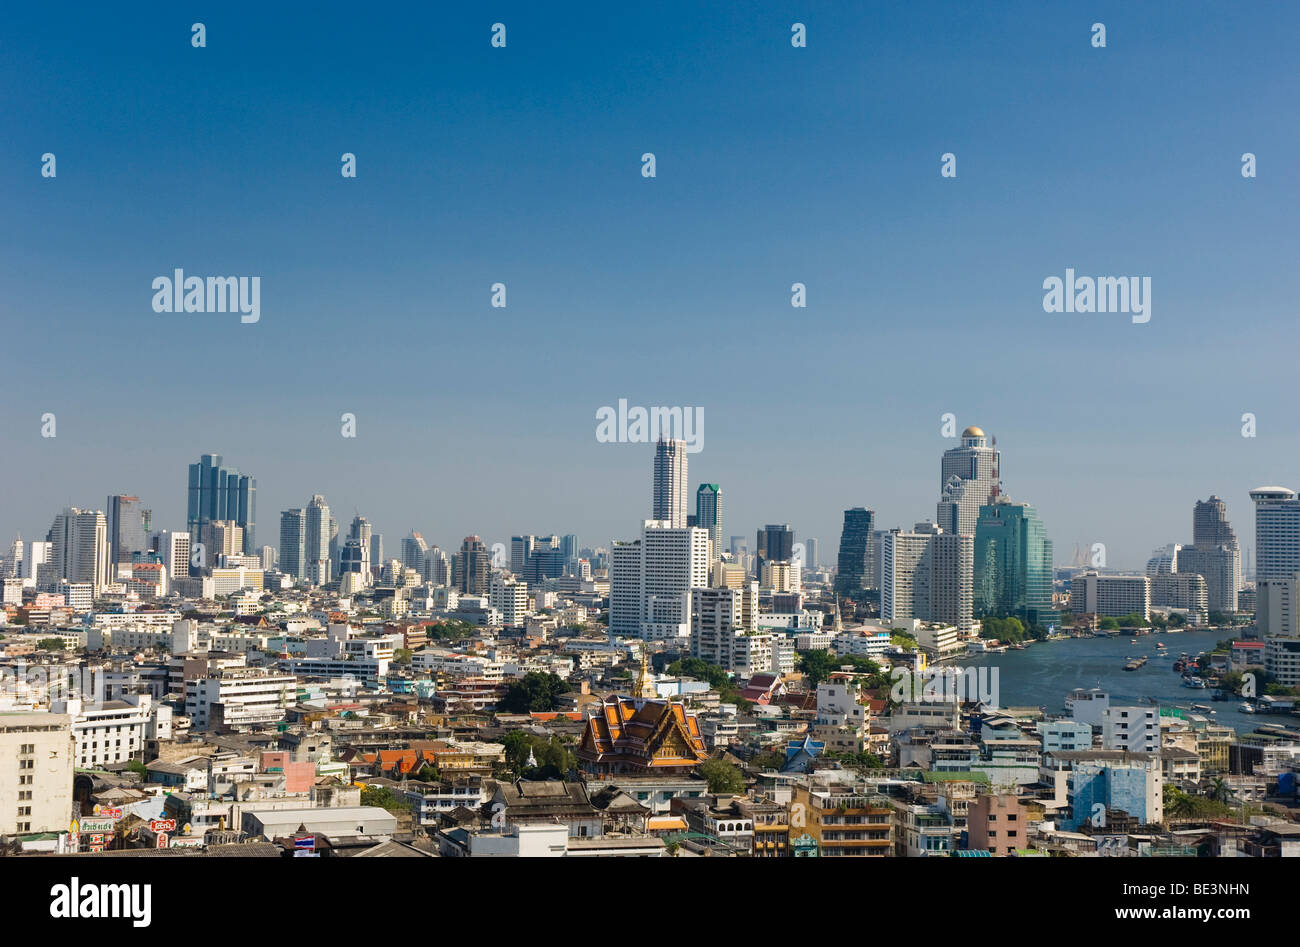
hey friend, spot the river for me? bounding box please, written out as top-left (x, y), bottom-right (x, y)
top-left (953, 628), bottom-right (1275, 734)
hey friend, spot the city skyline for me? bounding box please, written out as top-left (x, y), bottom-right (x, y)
top-left (0, 431), bottom-right (1279, 577)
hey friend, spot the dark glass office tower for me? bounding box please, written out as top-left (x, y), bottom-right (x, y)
top-left (756, 524), bottom-right (794, 578)
top-left (835, 507), bottom-right (876, 596)
top-left (187, 453), bottom-right (256, 553)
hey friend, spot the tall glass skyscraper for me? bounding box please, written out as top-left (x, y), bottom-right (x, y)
top-left (835, 507), bottom-right (876, 596)
top-left (187, 453), bottom-right (256, 554)
top-left (695, 484), bottom-right (722, 558)
top-left (106, 494), bottom-right (148, 565)
top-left (973, 499), bottom-right (1057, 627)
top-left (279, 509), bottom-right (306, 581)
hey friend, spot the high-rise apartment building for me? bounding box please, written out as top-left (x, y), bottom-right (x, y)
top-left (47, 508), bottom-right (111, 594)
top-left (652, 438), bottom-right (689, 528)
top-left (610, 520), bottom-right (711, 641)
top-left (1250, 486), bottom-right (1300, 581)
top-left (608, 539), bottom-right (644, 637)
top-left (1172, 496), bottom-right (1241, 614)
top-left (1069, 572), bottom-right (1151, 620)
top-left (187, 453), bottom-right (256, 553)
top-left (305, 495), bottom-right (331, 586)
top-left (881, 524), bottom-right (973, 632)
top-left (691, 583), bottom-right (764, 674)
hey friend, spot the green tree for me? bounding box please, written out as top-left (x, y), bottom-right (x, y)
top-left (36, 638), bottom-right (66, 651)
top-left (698, 759), bottom-right (745, 794)
top-left (360, 785), bottom-right (410, 813)
top-left (499, 672), bottom-right (569, 714)
top-left (796, 650), bottom-right (837, 687)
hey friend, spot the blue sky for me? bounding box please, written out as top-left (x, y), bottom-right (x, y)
top-left (2, 2), bottom-right (1297, 569)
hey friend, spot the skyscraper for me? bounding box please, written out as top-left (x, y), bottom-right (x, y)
top-left (804, 538), bottom-right (818, 570)
top-left (1175, 496), bottom-right (1241, 614)
top-left (936, 427), bottom-right (1000, 537)
top-left (835, 507), bottom-right (876, 597)
top-left (455, 536), bottom-right (490, 595)
top-left (756, 524), bottom-right (794, 580)
top-left (47, 508), bottom-right (111, 594)
top-left (401, 531), bottom-right (428, 573)
top-left (187, 453), bottom-right (257, 553)
top-left (973, 499), bottom-right (1057, 627)
top-left (348, 516), bottom-right (373, 587)
top-left (305, 495), bottom-right (331, 586)
top-left (279, 509), bottom-right (306, 581)
top-left (608, 540), bottom-right (644, 637)
top-left (106, 495), bottom-right (147, 565)
top-left (1249, 486), bottom-right (1300, 582)
top-left (639, 520), bottom-right (710, 640)
top-left (695, 484), bottom-right (723, 559)
top-left (652, 437), bottom-right (689, 528)
top-left (882, 523), bottom-right (973, 633)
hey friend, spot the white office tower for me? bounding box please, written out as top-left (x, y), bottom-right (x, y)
top-left (608, 539), bottom-right (644, 637)
top-left (348, 516), bottom-right (373, 583)
top-left (401, 531), bottom-right (429, 573)
top-left (638, 520), bottom-right (710, 640)
top-left (936, 426), bottom-right (1000, 536)
top-left (652, 437), bottom-right (689, 528)
top-left (305, 495), bottom-right (331, 586)
top-left (1250, 486), bottom-right (1300, 581)
top-left (26, 540), bottom-right (52, 588)
top-left (881, 524), bottom-right (973, 633)
top-left (151, 530), bottom-right (192, 581)
top-left (1145, 544), bottom-right (1182, 576)
top-left (47, 508), bottom-right (111, 594)
top-left (1069, 572), bottom-right (1151, 620)
top-left (260, 545), bottom-right (277, 570)
top-left (423, 547), bottom-right (451, 587)
top-left (4, 536), bottom-right (22, 577)
top-left (490, 573), bottom-right (530, 626)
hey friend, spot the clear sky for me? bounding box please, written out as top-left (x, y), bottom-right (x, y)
top-left (3, 2), bottom-right (1298, 570)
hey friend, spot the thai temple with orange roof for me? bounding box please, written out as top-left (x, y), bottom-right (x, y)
top-left (576, 652), bottom-right (709, 776)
